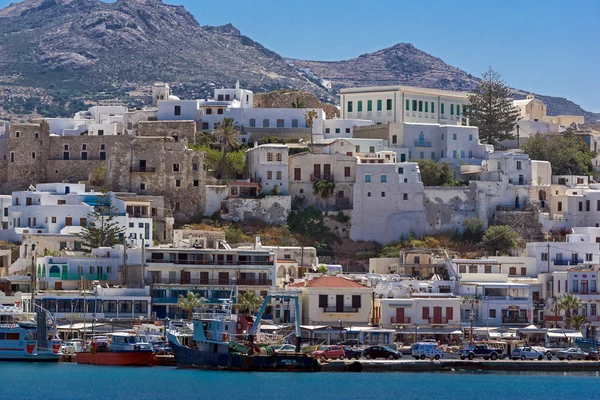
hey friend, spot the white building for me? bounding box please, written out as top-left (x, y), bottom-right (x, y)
top-left (322, 119), bottom-right (374, 139)
top-left (245, 144), bottom-right (289, 195)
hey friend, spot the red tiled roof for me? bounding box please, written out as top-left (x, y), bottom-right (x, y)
top-left (289, 276), bottom-right (367, 289)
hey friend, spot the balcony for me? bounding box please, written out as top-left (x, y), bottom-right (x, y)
top-left (544, 315), bottom-right (564, 322)
top-left (130, 166), bottom-right (156, 173)
top-left (147, 259), bottom-right (271, 266)
top-left (414, 139), bottom-right (432, 147)
top-left (391, 317), bottom-right (411, 324)
top-left (64, 274), bottom-right (108, 281)
top-left (149, 278), bottom-right (272, 286)
top-left (427, 317), bottom-right (451, 324)
top-left (554, 259), bottom-right (580, 266)
top-left (310, 174), bottom-right (334, 182)
top-left (323, 306), bottom-right (359, 313)
top-left (502, 317), bottom-right (529, 324)
top-left (250, 177), bottom-right (262, 184)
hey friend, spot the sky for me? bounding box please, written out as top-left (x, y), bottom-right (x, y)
top-left (2, 0), bottom-right (599, 112)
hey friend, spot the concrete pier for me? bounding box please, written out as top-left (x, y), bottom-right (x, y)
top-left (321, 359), bottom-right (600, 373)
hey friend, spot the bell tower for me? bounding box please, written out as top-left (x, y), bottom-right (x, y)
top-left (152, 82), bottom-right (171, 106)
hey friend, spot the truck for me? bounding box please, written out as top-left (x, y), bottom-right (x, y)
top-left (458, 344), bottom-right (503, 360)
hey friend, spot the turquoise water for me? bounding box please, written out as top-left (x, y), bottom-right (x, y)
top-left (1, 363), bottom-right (600, 400)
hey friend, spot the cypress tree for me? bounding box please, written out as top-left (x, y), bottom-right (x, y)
top-left (77, 193), bottom-right (125, 251)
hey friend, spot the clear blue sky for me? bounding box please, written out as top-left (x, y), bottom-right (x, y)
top-left (4, 0), bottom-right (600, 112)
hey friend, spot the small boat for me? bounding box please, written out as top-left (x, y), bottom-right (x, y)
top-left (575, 337), bottom-right (600, 352)
top-left (76, 332), bottom-right (154, 366)
top-left (0, 305), bottom-right (62, 362)
top-left (168, 291), bottom-right (320, 372)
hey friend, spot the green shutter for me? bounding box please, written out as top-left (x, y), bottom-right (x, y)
top-left (387, 99), bottom-right (393, 111)
top-left (358, 101), bottom-right (363, 112)
top-left (412, 100), bottom-right (417, 111)
top-left (347, 101), bottom-right (353, 113)
top-left (377, 99), bottom-right (382, 111)
top-left (451, 104), bottom-right (454, 115)
top-left (367, 100), bottom-right (372, 112)
top-left (441, 103), bottom-right (445, 114)
top-left (405, 99), bottom-right (409, 110)
top-left (425, 102), bottom-right (428, 113)
top-left (431, 102), bottom-right (435, 113)
top-left (456, 105), bottom-right (460, 115)
top-left (418, 101), bottom-right (423, 112)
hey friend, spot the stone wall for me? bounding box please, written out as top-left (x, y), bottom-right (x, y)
top-left (222, 196), bottom-right (291, 225)
top-left (138, 120), bottom-right (196, 143)
top-left (493, 209), bottom-right (546, 242)
top-left (205, 185), bottom-right (228, 216)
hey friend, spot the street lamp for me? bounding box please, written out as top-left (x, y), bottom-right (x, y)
top-left (414, 325), bottom-right (419, 344)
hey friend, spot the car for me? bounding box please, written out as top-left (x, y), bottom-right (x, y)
top-left (343, 346), bottom-right (363, 360)
top-left (362, 345), bottom-right (402, 360)
top-left (586, 349), bottom-right (600, 361)
top-left (337, 339), bottom-right (363, 347)
top-left (312, 345), bottom-right (345, 360)
top-left (412, 341), bottom-right (443, 360)
top-left (274, 344), bottom-right (297, 354)
top-left (511, 346), bottom-right (545, 360)
top-left (458, 344), bottom-right (503, 360)
top-left (556, 348), bottom-right (588, 361)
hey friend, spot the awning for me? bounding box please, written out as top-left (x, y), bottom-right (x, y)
top-left (547, 332), bottom-right (565, 338)
top-left (565, 332), bottom-right (583, 338)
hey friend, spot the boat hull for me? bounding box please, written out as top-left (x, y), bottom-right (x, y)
top-left (0, 353), bottom-right (60, 362)
top-left (168, 335), bottom-right (320, 372)
top-left (76, 351), bottom-right (154, 366)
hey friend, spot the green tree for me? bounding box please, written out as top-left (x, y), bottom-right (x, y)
top-left (291, 97), bottom-right (306, 108)
top-left (313, 180), bottom-right (336, 199)
top-left (521, 131), bottom-right (595, 175)
top-left (189, 146), bottom-right (245, 179)
top-left (303, 110), bottom-right (318, 152)
top-left (215, 117), bottom-right (240, 179)
top-left (317, 265), bottom-right (329, 274)
top-left (463, 218), bottom-right (485, 243)
top-left (237, 291), bottom-right (264, 315)
top-left (417, 160), bottom-right (456, 186)
top-left (480, 225), bottom-right (520, 255)
top-left (570, 314), bottom-right (589, 331)
top-left (557, 294), bottom-right (583, 329)
top-left (177, 291), bottom-right (207, 321)
top-left (465, 67), bottom-right (520, 146)
top-left (287, 206), bottom-right (329, 238)
top-left (76, 194), bottom-right (125, 251)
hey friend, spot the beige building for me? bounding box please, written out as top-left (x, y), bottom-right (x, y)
top-left (513, 94), bottom-right (584, 125)
top-left (289, 276), bottom-right (373, 326)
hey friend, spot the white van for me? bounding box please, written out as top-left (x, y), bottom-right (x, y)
top-left (411, 341), bottom-right (443, 360)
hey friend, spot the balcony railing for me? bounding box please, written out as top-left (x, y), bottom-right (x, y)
top-left (502, 317), bottom-right (528, 324)
top-left (149, 278), bottom-right (272, 286)
top-left (130, 166), bottom-right (156, 173)
top-left (249, 177), bottom-right (262, 184)
top-left (323, 306), bottom-right (359, 313)
top-left (414, 139), bottom-right (432, 147)
top-left (554, 259), bottom-right (580, 266)
top-left (544, 315), bottom-right (563, 322)
top-left (427, 317), bottom-right (451, 324)
top-left (310, 174), bottom-right (334, 182)
top-left (391, 317), bottom-right (411, 324)
top-left (64, 274), bottom-right (109, 281)
top-left (147, 259), bottom-right (271, 266)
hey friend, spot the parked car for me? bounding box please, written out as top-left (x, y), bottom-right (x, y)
top-left (511, 346), bottom-right (545, 360)
top-left (363, 345), bottom-right (402, 360)
top-left (312, 345), bottom-right (345, 360)
top-left (458, 344), bottom-right (503, 360)
top-left (337, 339), bottom-right (363, 347)
top-left (343, 346), bottom-right (363, 360)
top-left (556, 348), bottom-right (588, 361)
top-left (412, 341), bottom-right (443, 360)
top-left (586, 349), bottom-right (600, 361)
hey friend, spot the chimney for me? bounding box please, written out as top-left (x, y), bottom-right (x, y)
top-left (254, 235), bottom-right (261, 250)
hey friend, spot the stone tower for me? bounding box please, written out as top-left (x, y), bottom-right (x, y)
top-left (152, 82), bottom-right (171, 107)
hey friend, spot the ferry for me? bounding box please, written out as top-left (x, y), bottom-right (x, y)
top-left (76, 332), bottom-right (154, 366)
top-left (0, 305), bottom-right (62, 362)
top-left (168, 292), bottom-right (320, 372)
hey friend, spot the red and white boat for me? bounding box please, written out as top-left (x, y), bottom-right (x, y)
top-left (77, 332), bottom-right (154, 366)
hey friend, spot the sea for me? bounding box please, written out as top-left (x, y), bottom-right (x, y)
top-left (2, 363), bottom-right (600, 400)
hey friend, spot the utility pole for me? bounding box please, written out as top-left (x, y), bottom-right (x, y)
top-left (547, 243), bottom-right (551, 274)
top-left (123, 236), bottom-right (128, 285)
top-left (29, 250), bottom-right (36, 313)
top-left (469, 306), bottom-right (474, 346)
top-left (141, 238), bottom-right (145, 289)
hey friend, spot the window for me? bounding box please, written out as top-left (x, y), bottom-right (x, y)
top-left (249, 119), bottom-right (256, 127)
top-left (276, 171), bottom-right (282, 180)
top-left (469, 134), bottom-right (473, 141)
top-left (468, 150), bottom-right (472, 158)
top-left (175, 179), bottom-right (181, 187)
top-left (420, 152), bottom-right (424, 159)
top-left (450, 104), bottom-right (454, 115)
top-left (140, 183), bottom-right (146, 191)
top-left (97, 130), bottom-right (104, 136)
top-left (217, 108), bottom-right (224, 115)
top-left (369, 146), bottom-right (375, 153)
top-left (392, 135), bottom-right (397, 145)
top-left (345, 128), bottom-right (350, 134)
top-left (325, 128), bottom-right (330, 134)
top-left (418, 100), bottom-right (423, 112)
top-left (347, 101), bottom-right (353, 113)
top-left (192, 163), bottom-right (198, 171)
top-left (377, 99), bottom-right (382, 111)
top-left (267, 171), bottom-right (273, 180)
top-left (352, 295), bottom-right (361, 309)
top-left (263, 119), bottom-right (270, 128)
top-left (587, 200), bottom-right (591, 212)
top-left (51, 217), bottom-right (57, 223)
top-left (174, 105), bottom-right (181, 116)
top-left (489, 309), bottom-right (496, 318)
top-left (593, 280), bottom-right (597, 293)
top-left (441, 103), bottom-right (445, 114)
top-left (100, 152), bottom-right (106, 160)
top-left (81, 152), bottom-right (88, 160)
top-left (398, 167), bottom-right (404, 174)
top-left (175, 202), bottom-right (180, 211)
top-left (173, 164), bottom-right (180, 172)
top-left (294, 168), bottom-right (301, 181)
top-left (381, 192), bottom-right (386, 197)
top-left (521, 268), bottom-right (526, 276)
top-left (319, 295), bottom-right (328, 308)
top-left (453, 133), bottom-right (457, 140)
top-left (386, 99), bottom-right (392, 111)
top-left (15, 131), bottom-right (19, 138)
top-left (412, 100), bottom-right (417, 111)
top-left (367, 100), bottom-right (372, 112)
top-left (381, 174), bottom-right (387, 182)
top-left (558, 202), bottom-right (562, 212)
top-left (193, 180), bottom-right (199, 187)
top-left (592, 304), bottom-right (597, 316)
top-left (403, 193), bottom-right (408, 200)
top-left (431, 102), bottom-right (435, 113)
top-left (422, 307), bottom-right (430, 320)
top-left (456, 105), bottom-right (461, 115)
top-left (365, 174), bottom-right (371, 182)
top-left (586, 253), bottom-right (593, 262)
top-left (292, 119), bottom-right (298, 128)
top-left (516, 161), bottom-right (522, 170)
top-left (344, 167), bottom-right (351, 177)
top-left (335, 128), bottom-right (340, 134)
top-left (579, 202), bottom-right (583, 212)
top-left (509, 267), bottom-right (517, 276)
top-left (276, 119), bottom-right (284, 128)
top-left (64, 144), bottom-right (69, 151)
top-left (9, 152), bottom-right (14, 162)
top-left (202, 122), bottom-right (209, 130)
top-left (276, 153), bottom-right (282, 162)
top-left (367, 192), bottom-right (371, 197)
top-left (541, 253), bottom-right (548, 261)
top-left (357, 101), bottom-right (363, 112)
top-left (484, 265), bottom-right (492, 274)
top-left (573, 280), bottom-right (579, 293)
top-left (267, 153), bottom-right (273, 162)
top-left (405, 99), bottom-right (410, 111)
top-left (31, 152), bottom-right (35, 159)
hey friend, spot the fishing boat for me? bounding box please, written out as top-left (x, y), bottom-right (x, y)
top-left (575, 337), bottom-right (600, 352)
top-left (0, 305), bottom-right (62, 362)
top-left (76, 332), bottom-right (154, 366)
top-left (168, 291), bottom-right (320, 372)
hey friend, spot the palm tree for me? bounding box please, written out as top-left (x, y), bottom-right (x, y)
top-left (215, 117), bottom-right (240, 180)
top-left (558, 294), bottom-right (583, 328)
top-left (177, 291), bottom-right (207, 321)
top-left (570, 314), bottom-right (589, 331)
top-left (303, 110), bottom-right (318, 153)
top-left (237, 291), bottom-right (264, 315)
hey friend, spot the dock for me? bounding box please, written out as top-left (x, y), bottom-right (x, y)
top-left (321, 359), bottom-right (600, 373)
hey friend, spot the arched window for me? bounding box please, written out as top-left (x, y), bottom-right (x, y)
top-left (49, 265), bottom-right (61, 278)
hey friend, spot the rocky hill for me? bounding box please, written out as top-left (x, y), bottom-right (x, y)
top-left (0, 0), bottom-right (596, 122)
top-left (254, 90), bottom-right (340, 119)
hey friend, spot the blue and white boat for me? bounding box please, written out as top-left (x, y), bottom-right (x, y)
top-left (0, 305), bottom-right (62, 361)
top-left (575, 337), bottom-right (600, 353)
